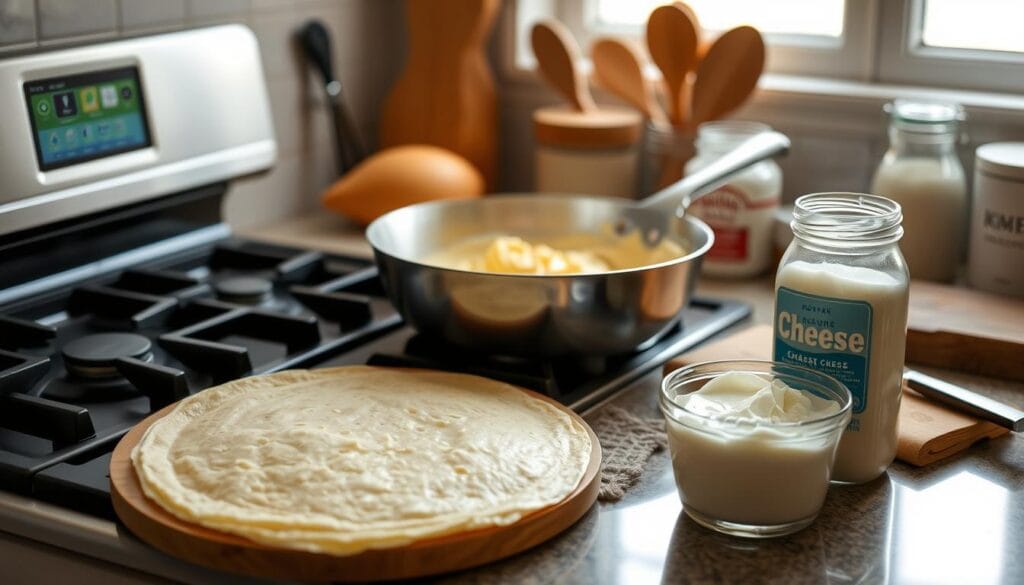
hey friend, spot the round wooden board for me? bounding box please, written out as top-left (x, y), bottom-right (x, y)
top-left (109, 383), bottom-right (602, 582)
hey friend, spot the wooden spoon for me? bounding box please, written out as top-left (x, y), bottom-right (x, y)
top-left (531, 20), bottom-right (595, 112)
top-left (646, 4), bottom-right (698, 126)
top-left (591, 38), bottom-right (670, 129)
top-left (689, 25), bottom-right (765, 130)
top-left (673, 2), bottom-right (707, 63)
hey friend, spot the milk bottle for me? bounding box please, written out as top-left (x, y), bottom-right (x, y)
top-left (774, 193), bottom-right (909, 483)
top-left (870, 100), bottom-right (966, 283)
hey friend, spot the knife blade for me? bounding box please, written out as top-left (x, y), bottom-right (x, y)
top-left (904, 368), bottom-right (1024, 432)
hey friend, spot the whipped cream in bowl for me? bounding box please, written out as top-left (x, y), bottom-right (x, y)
top-left (660, 360), bottom-right (852, 538)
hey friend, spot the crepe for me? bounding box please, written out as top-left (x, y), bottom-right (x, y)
top-left (131, 366), bottom-right (592, 555)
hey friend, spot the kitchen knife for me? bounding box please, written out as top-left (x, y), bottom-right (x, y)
top-left (904, 368), bottom-right (1024, 432)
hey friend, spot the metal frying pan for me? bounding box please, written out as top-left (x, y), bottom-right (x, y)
top-left (367, 132), bottom-right (789, 356)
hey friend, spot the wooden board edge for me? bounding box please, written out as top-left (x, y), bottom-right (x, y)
top-left (906, 330), bottom-right (1024, 383)
top-left (110, 379), bottom-right (602, 582)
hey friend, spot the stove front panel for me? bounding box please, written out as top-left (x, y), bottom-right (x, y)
top-left (0, 25), bottom-right (275, 237)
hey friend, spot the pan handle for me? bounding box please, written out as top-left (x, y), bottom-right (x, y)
top-left (640, 131), bottom-right (790, 216)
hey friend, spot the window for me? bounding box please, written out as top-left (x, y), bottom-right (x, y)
top-left (593, 0), bottom-right (844, 38)
top-left (921, 0), bottom-right (1024, 53)
top-left (512, 0), bottom-right (1024, 93)
top-left (880, 0), bottom-right (1024, 92)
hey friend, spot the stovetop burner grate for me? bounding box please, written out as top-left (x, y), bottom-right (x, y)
top-left (0, 237), bottom-right (750, 520)
top-left (364, 298), bottom-right (750, 413)
top-left (0, 239), bottom-right (404, 513)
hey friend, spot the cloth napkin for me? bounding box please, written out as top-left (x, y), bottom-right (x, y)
top-left (897, 388), bottom-right (1008, 466)
top-left (665, 325), bottom-right (1010, 467)
top-left (589, 406), bottom-right (667, 502)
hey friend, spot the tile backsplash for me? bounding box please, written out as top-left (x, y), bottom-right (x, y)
top-left (0, 0), bottom-right (405, 229)
top-left (0, 0), bottom-right (34, 47)
top-left (120, 0), bottom-right (186, 32)
top-left (37, 0), bottom-right (117, 40)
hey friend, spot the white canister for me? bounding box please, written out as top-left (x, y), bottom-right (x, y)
top-left (969, 143), bottom-right (1024, 297)
top-left (533, 106), bottom-right (643, 198)
top-left (685, 121), bottom-right (783, 278)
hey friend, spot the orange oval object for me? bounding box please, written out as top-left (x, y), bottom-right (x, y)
top-left (321, 145), bottom-right (485, 226)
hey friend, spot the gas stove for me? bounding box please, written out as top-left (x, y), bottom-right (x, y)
top-left (0, 236), bottom-right (403, 517)
top-left (0, 231), bottom-right (747, 520)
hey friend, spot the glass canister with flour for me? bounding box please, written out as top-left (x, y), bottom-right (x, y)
top-left (774, 193), bottom-right (909, 484)
top-left (870, 100), bottom-right (967, 282)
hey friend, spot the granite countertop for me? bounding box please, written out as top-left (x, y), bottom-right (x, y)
top-left (241, 214), bottom-right (1024, 585)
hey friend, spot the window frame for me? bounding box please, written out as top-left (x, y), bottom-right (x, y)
top-left (878, 0), bottom-right (1024, 93)
top-left (510, 0), bottom-right (878, 80)
top-left (507, 0), bottom-right (1024, 94)
top-left (571, 0), bottom-right (877, 80)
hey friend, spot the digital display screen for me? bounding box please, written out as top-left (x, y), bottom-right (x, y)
top-left (23, 66), bottom-right (152, 171)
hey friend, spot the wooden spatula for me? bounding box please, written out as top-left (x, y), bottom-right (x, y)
top-left (531, 20), bottom-right (595, 112)
top-left (689, 25), bottom-right (765, 130)
top-left (646, 4), bottom-right (698, 126)
top-left (591, 37), bottom-right (669, 129)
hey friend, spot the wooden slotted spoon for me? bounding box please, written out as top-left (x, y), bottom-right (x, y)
top-left (531, 20), bottom-right (596, 112)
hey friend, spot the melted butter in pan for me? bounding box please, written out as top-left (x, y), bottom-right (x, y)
top-left (427, 232), bottom-right (687, 275)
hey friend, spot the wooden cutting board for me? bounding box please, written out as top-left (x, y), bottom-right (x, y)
top-left (906, 281), bottom-right (1024, 382)
top-left (663, 325), bottom-right (772, 374)
top-left (110, 389), bottom-right (601, 582)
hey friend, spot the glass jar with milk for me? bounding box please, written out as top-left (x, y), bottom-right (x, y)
top-left (774, 193), bottom-right (909, 484)
top-left (871, 100), bottom-right (967, 282)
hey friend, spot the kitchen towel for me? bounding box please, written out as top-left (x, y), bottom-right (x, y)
top-left (590, 406), bottom-right (667, 502)
top-left (897, 389), bottom-right (1008, 466)
top-left (664, 325), bottom-right (1010, 467)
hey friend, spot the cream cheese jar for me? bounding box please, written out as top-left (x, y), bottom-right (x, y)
top-left (968, 143), bottom-right (1024, 298)
top-left (774, 193), bottom-right (909, 484)
top-left (685, 121), bottom-right (783, 278)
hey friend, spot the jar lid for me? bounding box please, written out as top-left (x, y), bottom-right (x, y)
top-left (695, 120), bottom-right (773, 153)
top-left (533, 106), bottom-right (642, 149)
top-left (976, 142), bottom-right (1024, 181)
top-left (885, 99), bottom-right (964, 134)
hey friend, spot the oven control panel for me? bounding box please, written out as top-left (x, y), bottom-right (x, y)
top-left (24, 66), bottom-right (152, 171)
top-left (0, 25), bottom-right (276, 237)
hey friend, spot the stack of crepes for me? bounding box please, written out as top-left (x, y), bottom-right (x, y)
top-left (131, 366), bottom-right (592, 555)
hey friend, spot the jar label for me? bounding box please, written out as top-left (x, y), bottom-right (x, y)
top-left (692, 184), bottom-right (778, 263)
top-left (773, 287), bottom-right (873, 419)
top-left (706, 226), bottom-right (748, 260)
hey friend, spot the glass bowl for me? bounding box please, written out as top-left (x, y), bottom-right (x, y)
top-left (660, 360), bottom-right (852, 538)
